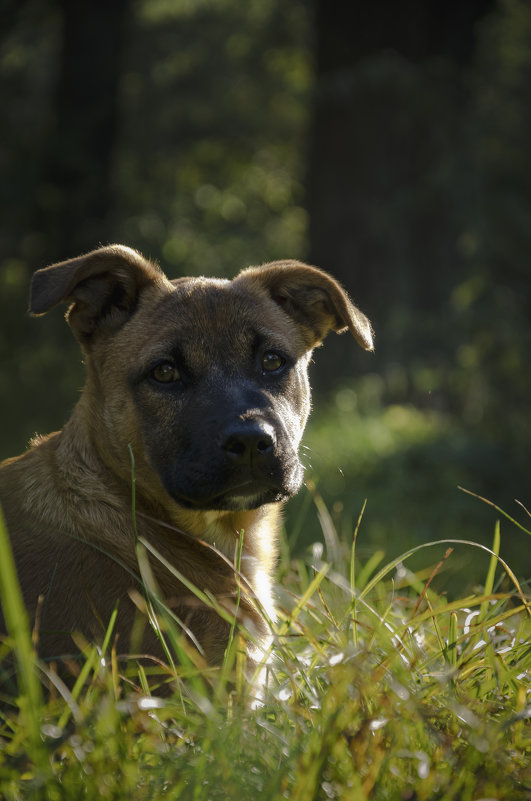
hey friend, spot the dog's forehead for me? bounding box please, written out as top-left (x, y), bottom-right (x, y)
top-left (159, 275), bottom-right (265, 329)
top-left (125, 274), bottom-right (296, 363)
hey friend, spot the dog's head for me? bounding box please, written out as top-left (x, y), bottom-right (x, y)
top-left (30, 246), bottom-right (373, 512)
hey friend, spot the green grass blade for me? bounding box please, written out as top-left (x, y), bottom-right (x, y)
top-left (0, 504), bottom-right (45, 766)
top-left (458, 486), bottom-right (531, 536)
top-left (56, 603), bottom-right (119, 729)
top-left (217, 529), bottom-right (245, 699)
top-left (446, 611), bottom-right (459, 666)
top-left (479, 519), bottom-right (500, 624)
top-left (139, 536), bottom-right (235, 626)
top-left (224, 528), bottom-right (244, 663)
top-left (350, 499), bottom-right (367, 647)
top-left (307, 480), bottom-right (342, 566)
top-left (278, 562), bottom-right (330, 636)
top-left (128, 443), bottom-right (139, 545)
top-left (359, 538), bottom-right (530, 617)
top-left (355, 549), bottom-right (386, 592)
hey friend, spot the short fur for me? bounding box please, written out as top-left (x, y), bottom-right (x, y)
top-left (0, 245), bottom-right (373, 679)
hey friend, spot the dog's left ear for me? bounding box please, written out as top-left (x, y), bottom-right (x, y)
top-left (236, 260), bottom-right (374, 351)
top-left (29, 245), bottom-right (167, 346)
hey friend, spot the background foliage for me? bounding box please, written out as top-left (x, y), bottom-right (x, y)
top-left (0, 0), bottom-right (529, 578)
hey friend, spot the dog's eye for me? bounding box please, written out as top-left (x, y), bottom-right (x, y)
top-left (151, 362), bottom-right (180, 383)
top-left (261, 351), bottom-right (286, 373)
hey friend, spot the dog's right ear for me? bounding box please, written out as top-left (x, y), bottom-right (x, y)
top-left (29, 245), bottom-right (167, 346)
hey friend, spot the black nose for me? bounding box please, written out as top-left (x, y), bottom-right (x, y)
top-left (221, 421), bottom-right (276, 461)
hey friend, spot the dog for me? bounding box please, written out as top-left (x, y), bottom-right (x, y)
top-left (0, 245), bottom-right (373, 684)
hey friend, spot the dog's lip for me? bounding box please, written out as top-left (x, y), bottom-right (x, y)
top-left (171, 479), bottom-right (284, 509)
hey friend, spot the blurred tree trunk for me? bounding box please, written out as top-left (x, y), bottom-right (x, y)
top-left (35, 0), bottom-right (128, 262)
top-left (306, 0), bottom-right (494, 370)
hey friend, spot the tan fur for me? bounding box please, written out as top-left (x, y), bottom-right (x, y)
top-left (0, 245), bottom-right (372, 683)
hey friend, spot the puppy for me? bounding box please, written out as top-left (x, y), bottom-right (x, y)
top-left (0, 245), bottom-right (373, 678)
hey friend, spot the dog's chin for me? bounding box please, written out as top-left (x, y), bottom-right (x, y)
top-left (170, 481), bottom-right (295, 512)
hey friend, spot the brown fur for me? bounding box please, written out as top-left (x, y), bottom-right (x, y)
top-left (0, 245), bottom-right (372, 681)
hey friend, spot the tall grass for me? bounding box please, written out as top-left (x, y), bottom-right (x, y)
top-left (0, 491), bottom-right (530, 801)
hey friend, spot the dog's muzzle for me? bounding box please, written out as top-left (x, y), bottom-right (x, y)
top-left (162, 418), bottom-right (303, 512)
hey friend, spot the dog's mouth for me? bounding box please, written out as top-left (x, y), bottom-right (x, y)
top-left (170, 479), bottom-right (290, 511)
top-left (159, 448), bottom-right (305, 513)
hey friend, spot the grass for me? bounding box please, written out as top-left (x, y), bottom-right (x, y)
top-left (0, 491), bottom-right (530, 801)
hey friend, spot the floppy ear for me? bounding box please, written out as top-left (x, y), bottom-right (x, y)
top-left (29, 245), bottom-right (166, 346)
top-left (235, 259), bottom-right (374, 351)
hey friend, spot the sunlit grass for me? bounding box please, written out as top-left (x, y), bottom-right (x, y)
top-left (0, 493), bottom-right (530, 800)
